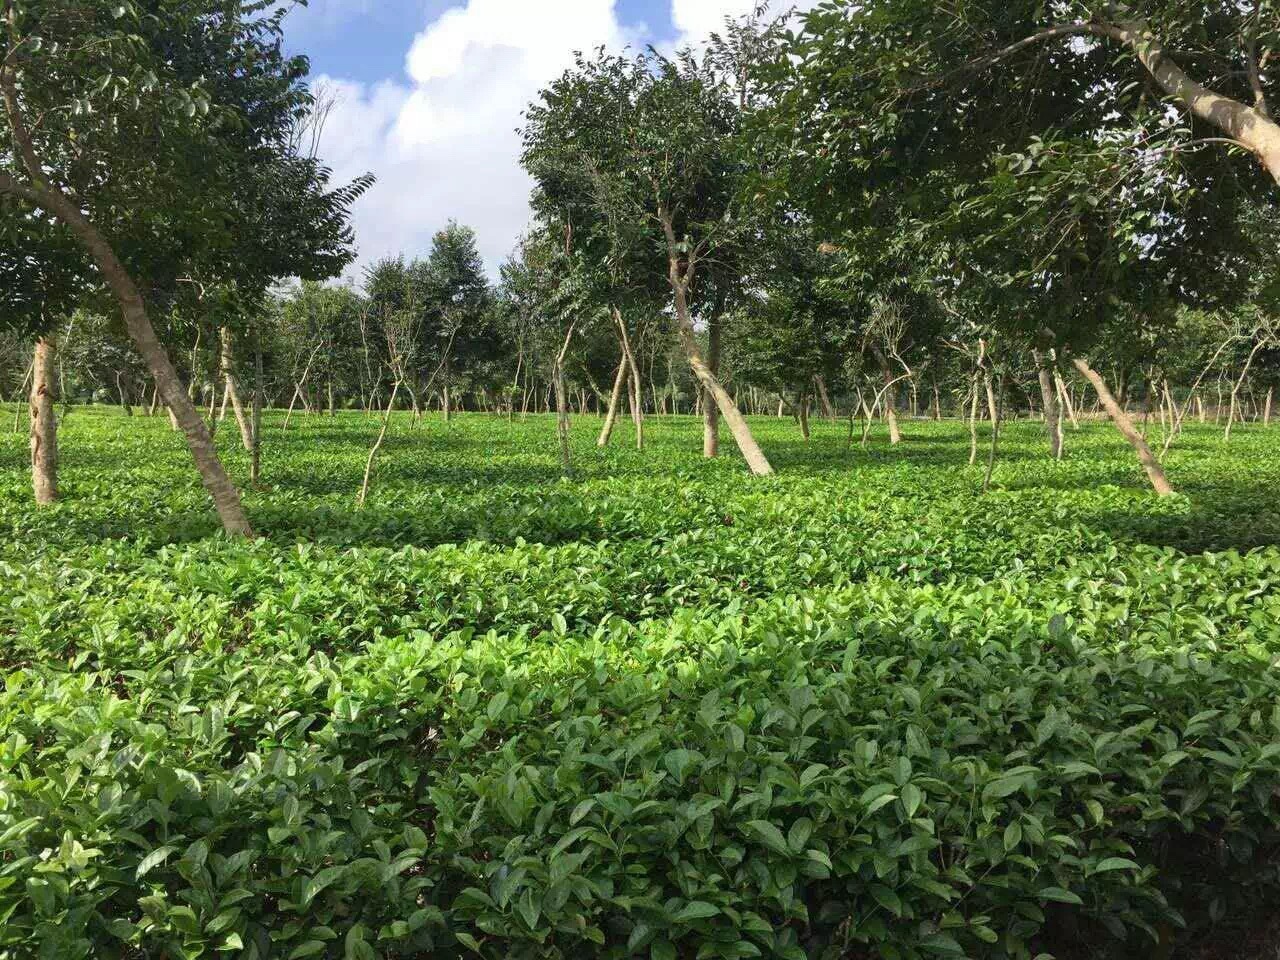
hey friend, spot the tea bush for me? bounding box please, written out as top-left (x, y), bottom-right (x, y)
top-left (1, 409), bottom-right (1278, 959)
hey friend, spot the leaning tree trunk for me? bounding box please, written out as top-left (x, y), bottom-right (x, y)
top-left (30, 336), bottom-right (57, 505)
top-left (665, 257), bottom-right (773, 476)
top-left (220, 328), bottom-right (253, 452)
top-left (704, 311), bottom-right (721, 458)
top-left (597, 354), bottom-right (629, 447)
top-left (1073, 357), bottom-right (1174, 496)
top-left (1033, 349), bottom-right (1063, 460)
top-left (2, 153), bottom-right (256, 529)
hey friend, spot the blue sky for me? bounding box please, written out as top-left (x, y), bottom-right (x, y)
top-left (286, 1), bottom-right (680, 85)
top-left (278, 0), bottom-right (812, 279)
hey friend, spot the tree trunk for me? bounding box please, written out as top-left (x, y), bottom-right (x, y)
top-left (40, 210), bottom-right (250, 531)
top-left (1266, 386), bottom-right (1274, 427)
top-left (554, 324), bottom-right (577, 476)
top-left (815, 375), bottom-right (836, 420)
top-left (1073, 357), bottom-right (1174, 496)
top-left (931, 380), bottom-right (942, 420)
top-left (597, 355), bottom-right (629, 447)
top-left (1225, 344), bottom-right (1266, 442)
top-left (220, 329), bottom-right (254, 453)
top-left (873, 348), bottom-right (902, 444)
top-left (357, 380), bottom-right (401, 508)
top-left (659, 240), bottom-right (772, 473)
top-left (1055, 371), bottom-right (1080, 429)
top-left (1033, 349), bottom-right (1063, 460)
top-left (798, 393), bottom-right (811, 442)
top-left (615, 310), bottom-right (644, 451)
top-left (968, 376), bottom-right (980, 466)
top-left (983, 374), bottom-right (1005, 494)
top-left (30, 336), bottom-right (57, 505)
top-left (116, 370), bottom-right (134, 417)
top-left (704, 311), bottom-right (721, 458)
top-left (251, 340), bottom-right (263, 486)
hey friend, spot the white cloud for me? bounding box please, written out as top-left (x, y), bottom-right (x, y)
top-left (305, 0), bottom-right (818, 283)
top-left (310, 0), bottom-right (632, 281)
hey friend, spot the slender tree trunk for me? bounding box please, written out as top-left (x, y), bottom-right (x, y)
top-left (554, 324), bottom-right (577, 476)
top-left (875, 348), bottom-right (902, 444)
top-left (357, 380), bottom-right (401, 508)
top-left (251, 340), bottom-right (263, 487)
top-left (1073, 357), bottom-right (1174, 496)
top-left (30, 336), bottom-right (57, 505)
top-left (815, 374), bottom-right (836, 420)
top-left (1225, 343), bottom-right (1266, 442)
top-left (597, 355), bottom-right (629, 447)
top-left (968, 376), bottom-right (980, 466)
top-left (983, 374), bottom-right (1005, 494)
top-left (704, 311), bottom-right (721, 458)
top-left (615, 310), bottom-right (644, 451)
top-left (1055, 371), bottom-right (1080, 429)
top-left (1033, 349), bottom-right (1063, 460)
top-left (798, 392), bottom-right (811, 442)
top-left (220, 329), bottom-right (253, 452)
top-left (1266, 386), bottom-right (1274, 427)
top-left (983, 372), bottom-right (998, 425)
top-left (116, 370), bottom-right (134, 417)
top-left (931, 380), bottom-right (942, 421)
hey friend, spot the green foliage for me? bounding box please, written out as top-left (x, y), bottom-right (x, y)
top-left (1, 411), bottom-right (1279, 958)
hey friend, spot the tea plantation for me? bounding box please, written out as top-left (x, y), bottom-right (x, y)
top-left (2, 410), bottom-right (1279, 960)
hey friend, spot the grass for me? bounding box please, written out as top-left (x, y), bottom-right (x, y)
top-left (1, 407), bottom-right (1279, 959)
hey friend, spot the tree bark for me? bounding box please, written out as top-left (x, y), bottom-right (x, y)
top-left (1033, 349), bottom-right (1063, 459)
top-left (0, 175), bottom-right (251, 532)
top-left (219, 329), bottom-right (254, 453)
top-left (1073, 357), bottom-right (1175, 496)
top-left (553, 323), bottom-right (577, 476)
top-left (983, 374), bottom-right (1004, 494)
top-left (704, 311), bottom-right (721, 458)
top-left (945, 17), bottom-right (1280, 183)
top-left (873, 348), bottom-right (902, 444)
top-left (597, 354), bottom-right (629, 447)
top-left (251, 339), bottom-right (263, 486)
top-left (662, 251), bottom-right (772, 473)
top-left (615, 310), bottom-right (644, 451)
top-left (357, 380), bottom-right (401, 508)
top-left (815, 374), bottom-right (836, 420)
top-left (967, 376), bottom-right (981, 466)
top-left (30, 336), bottom-right (57, 505)
top-left (1054, 371), bottom-right (1080, 429)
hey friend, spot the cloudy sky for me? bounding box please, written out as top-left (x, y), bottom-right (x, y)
top-left (281, 0), bottom-right (813, 279)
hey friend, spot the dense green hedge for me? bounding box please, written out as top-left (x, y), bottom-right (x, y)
top-left (1, 412), bottom-right (1279, 959)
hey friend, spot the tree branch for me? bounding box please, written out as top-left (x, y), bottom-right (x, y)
top-left (1246, 4), bottom-right (1270, 118)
